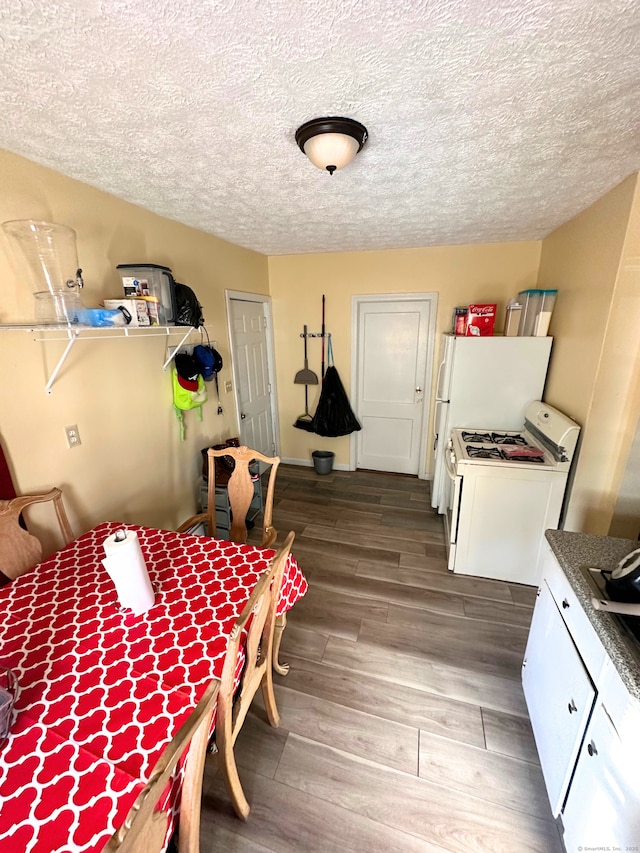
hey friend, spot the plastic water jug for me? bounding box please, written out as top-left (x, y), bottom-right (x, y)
top-left (2, 220), bottom-right (81, 294)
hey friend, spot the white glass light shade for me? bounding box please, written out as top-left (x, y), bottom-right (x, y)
top-left (303, 132), bottom-right (360, 173)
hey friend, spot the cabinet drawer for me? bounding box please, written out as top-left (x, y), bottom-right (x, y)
top-left (541, 547), bottom-right (606, 679)
top-left (523, 580), bottom-right (596, 816)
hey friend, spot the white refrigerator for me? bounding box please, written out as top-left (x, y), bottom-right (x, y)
top-left (431, 334), bottom-right (553, 513)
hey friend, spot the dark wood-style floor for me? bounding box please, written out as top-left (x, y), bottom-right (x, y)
top-left (199, 465), bottom-right (563, 853)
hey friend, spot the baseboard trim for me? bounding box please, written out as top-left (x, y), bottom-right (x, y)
top-left (281, 456), bottom-right (350, 471)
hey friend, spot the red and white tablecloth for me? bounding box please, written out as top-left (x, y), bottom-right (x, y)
top-left (0, 522), bottom-right (307, 853)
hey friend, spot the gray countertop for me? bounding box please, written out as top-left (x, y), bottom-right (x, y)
top-left (545, 529), bottom-right (640, 700)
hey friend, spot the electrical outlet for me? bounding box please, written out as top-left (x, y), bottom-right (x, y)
top-left (225, 380), bottom-right (232, 393)
top-left (65, 425), bottom-right (81, 448)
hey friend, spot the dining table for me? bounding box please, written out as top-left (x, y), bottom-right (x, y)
top-left (0, 522), bottom-right (308, 853)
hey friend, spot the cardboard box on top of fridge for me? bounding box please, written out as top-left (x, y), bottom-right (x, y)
top-left (465, 304), bottom-right (496, 336)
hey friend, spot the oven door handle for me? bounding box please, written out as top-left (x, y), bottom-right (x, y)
top-left (444, 449), bottom-right (457, 481)
top-left (444, 449), bottom-right (462, 550)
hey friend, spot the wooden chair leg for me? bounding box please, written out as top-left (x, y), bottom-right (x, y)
top-left (272, 613), bottom-right (289, 676)
top-left (216, 701), bottom-right (250, 820)
top-left (260, 666), bottom-right (280, 729)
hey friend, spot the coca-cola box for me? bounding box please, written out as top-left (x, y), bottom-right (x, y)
top-left (465, 303), bottom-right (496, 336)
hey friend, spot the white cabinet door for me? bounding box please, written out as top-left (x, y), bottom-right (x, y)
top-left (522, 581), bottom-right (596, 816)
top-left (562, 696), bottom-right (640, 852)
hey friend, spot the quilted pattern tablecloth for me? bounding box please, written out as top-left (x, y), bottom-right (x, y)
top-left (0, 523), bottom-right (307, 853)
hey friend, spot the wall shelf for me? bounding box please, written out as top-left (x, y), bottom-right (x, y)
top-left (0, 324), bottom-right (198, 394)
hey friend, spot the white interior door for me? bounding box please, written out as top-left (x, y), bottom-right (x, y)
top-left (228, 296), bottom-right (277, 457)
top-left (353, 295), bottom-right (436, 475)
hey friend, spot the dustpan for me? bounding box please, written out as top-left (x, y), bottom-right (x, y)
top-left (294, 326), bottom-right (319, 429)
top-left (294, 326), bottom-right (318, 385)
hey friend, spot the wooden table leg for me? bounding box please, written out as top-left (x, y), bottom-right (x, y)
top-left (272, 612), bottom-right (289, 676)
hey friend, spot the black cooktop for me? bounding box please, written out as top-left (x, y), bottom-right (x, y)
top-left (584, 566), bottom-right (640, 652)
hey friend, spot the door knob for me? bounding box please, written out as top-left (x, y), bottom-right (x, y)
top-left (240, 413), bottom-right (246, 420)
top-left (568, 699), bottom-right (577, 714)
top-left (415, 387), bottom-right (423, 393)
top-left (587, 740), bottom-right (598, 757)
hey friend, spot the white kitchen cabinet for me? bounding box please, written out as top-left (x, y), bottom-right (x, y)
top-left (522, 580), bottom-right (596, 816)
top-left (524, 538), bottom-right (640, 852)
top-left (562, 687), bottom-right (640, 852)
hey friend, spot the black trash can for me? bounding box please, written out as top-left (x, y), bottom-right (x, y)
top-left (312, 450), bottom-right (335, 475)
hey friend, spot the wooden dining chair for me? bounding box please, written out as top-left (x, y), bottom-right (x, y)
top-left (105, 678), bottom-right (219, 853)
top-left (178, 445), bottom-right (281, 548)
top-left (0, 487), bottom-right (74, 580)
top-left (214, 530), bottom-right (295, 820)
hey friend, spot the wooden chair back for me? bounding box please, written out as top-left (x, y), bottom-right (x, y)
top-left (215, 530), bottom-right (295, 819)
top-left (105, 678), bottom-right (219, 853)
top-left (210, 446), bottom-right (280, 547)
top-left (179, 446), bottom-right (280, 547)
top-left (0, 488), bottom-right (74, 579)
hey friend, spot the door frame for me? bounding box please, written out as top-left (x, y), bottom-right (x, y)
top-left (225, 290), bottom-right (281, 455)
top-left (350, 292), bottom-right (438, 479)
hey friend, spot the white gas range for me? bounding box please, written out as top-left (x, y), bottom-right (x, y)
top-left (443, 401), bottom-right (580, 586)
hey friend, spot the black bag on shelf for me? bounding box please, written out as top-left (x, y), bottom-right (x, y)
top-left (174, 282), bottom-right (205, 327)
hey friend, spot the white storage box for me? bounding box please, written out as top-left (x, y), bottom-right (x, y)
top-left (103, 298), bottom-right (150, 327)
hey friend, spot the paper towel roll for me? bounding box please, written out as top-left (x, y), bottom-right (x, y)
top-left (102, 528), bottom-right (155, 616)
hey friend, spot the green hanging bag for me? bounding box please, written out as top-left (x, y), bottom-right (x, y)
top-left (172, 366), bottom-right (207, 440)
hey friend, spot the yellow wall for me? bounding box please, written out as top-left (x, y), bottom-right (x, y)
top-left (538, 173), bottom-right (640, 533)
top-left (5, 147), bottom-right (637, 545)
top-left (0, 150), bottom-right (268, 553)
top-left (269, 242), bottom-right (542, 469)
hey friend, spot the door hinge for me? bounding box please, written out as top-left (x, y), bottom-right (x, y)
top-left (267, 382), bottom-right (272, 394)
top-left (263, 316), bottom-right (268, 329)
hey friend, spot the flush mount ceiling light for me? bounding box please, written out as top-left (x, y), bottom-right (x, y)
top-left (295, 117), bottom-right (368, 175)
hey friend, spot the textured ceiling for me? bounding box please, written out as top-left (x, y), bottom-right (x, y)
top-left (1, 0), bottom-right (639, 256)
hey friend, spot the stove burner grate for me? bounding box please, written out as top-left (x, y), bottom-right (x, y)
top-left (466, 445), bottom-right (503, 459)
top-left (461, 431), bottom-right (492, 443)
top-left (492, 432), bottom-right (527, 445)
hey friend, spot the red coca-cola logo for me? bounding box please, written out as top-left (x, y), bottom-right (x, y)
top-left (468, 304), bottom-right (496, 316)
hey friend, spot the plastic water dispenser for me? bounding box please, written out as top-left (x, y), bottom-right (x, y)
top-left (2, 219), bottom-right (83, 323)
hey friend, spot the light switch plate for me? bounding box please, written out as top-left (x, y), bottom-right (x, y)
top-left (225, 380), bottom-right (232, 393)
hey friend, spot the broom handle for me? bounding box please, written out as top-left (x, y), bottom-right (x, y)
top-left (321, 294), bottom-right (326, 380)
